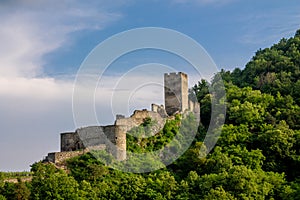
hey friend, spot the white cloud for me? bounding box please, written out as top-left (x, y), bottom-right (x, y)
top-left (0, 77), bottom-right (72, 102)
top-left (0, 0), bottom-right (124, 171)
top-left (0, 0), bottom-right (122, 78)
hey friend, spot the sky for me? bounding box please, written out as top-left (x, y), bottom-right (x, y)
top-left (0, 0), bottom-right (300, 171)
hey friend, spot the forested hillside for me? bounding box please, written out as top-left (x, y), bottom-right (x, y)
top-left (1, 30), bottom-right (300, 200)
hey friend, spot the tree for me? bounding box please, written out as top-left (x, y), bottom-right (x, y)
top-left (14, 179), bottom-right (30, 200)
top-left (193, 79), bottom-right (209, 102)
top-left (204, 186), bottom-right (236, 200)
top-left (30, 163), bottom-right (80, 200)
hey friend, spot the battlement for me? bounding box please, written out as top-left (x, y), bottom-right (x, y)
top-left (164, 72), bottom-right (187, 77)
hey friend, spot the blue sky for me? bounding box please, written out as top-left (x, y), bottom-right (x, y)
top-left (0, 0), bottom-right (299, 171)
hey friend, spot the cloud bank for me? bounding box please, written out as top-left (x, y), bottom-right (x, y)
top-left (0, 0), bottom-right (123, 171)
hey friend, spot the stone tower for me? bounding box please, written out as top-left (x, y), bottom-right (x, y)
top-left (164, 72), bottom-right (188, 116)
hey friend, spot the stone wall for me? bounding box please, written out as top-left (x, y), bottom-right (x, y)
top-left (60, 124), bottom-right (128, 161)
top-left (164, 72), bottom-right (188, 116)
top-left (61, 132), bottom-right (84, 152)
top-left (181, 72), bottom-right (189, 112)
top-left (115, 109), bottom-right (166, 137)
top-left (114, 125), bottom-right (127, 161)
top-left (102, 125), bottom-right (116, 144)
top-left (188, 100), bottom-right (201, 122)
top-left (45, 144), bottom-right (106, 165)
top-left (46, 151), bottom-right (84, 165)
top-left (77, 126), bottom-right (108, 148)
top-left (151, 104), bottom-right (168, 118)
top-left (114, 109), bottom-right (167, 160)
top-left (61, 126), bottom-right (120, 151)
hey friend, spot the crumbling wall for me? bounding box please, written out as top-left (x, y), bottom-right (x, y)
top-left (115, 109), bottom-right (166, 137)
top-left (45, 144), bottom-right (106, 165)
top-left (181, 72), bottom-right (189, 112)
top-left (60, 125), bottom-right (127, 161)
top-left (61, 132), bottom-right (84, 152)
top-left (188, 100), bottom-right (200, 113)
top-left (188, 100), bottom-right (201, 122)
top-left (115, 125), bottom-right (127, 161)
top-left (113, 109), bottom-right (167, 160)
top-left (102, 125), bottom-right (116, 144)
top-left (77, 126), bottom-right (108, 148)
top-left (46, 151), bottom-right (84, 165)
top-left (151, 104), bottom-right (168, 118)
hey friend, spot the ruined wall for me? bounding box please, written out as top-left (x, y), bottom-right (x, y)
top-left (61, 126), bottom-right (118, 150)
top-left (46, 145), bottom-right (106, 165)
top-left (77, 126), bottom-right (110, 148)
top-left (115, 125), bottom-right (127, 161)
top-left (60, 125), bottom-right (127, 161)
top-left (164, 72), bottom-right (188, 116)
top-left (188, 100), bottom-right (201, 122)
top-left (113, 109), bottom-right (166, 160)
top-left (115, 109), bottom-right (166, 136)
top-left (151, 104), bottom-right (168, 118)
top-left (46, 151), bottom-right (84, 165)
top-left (102, 125), bottom-right (116, 144)
top-left (181, 72), bottom-right (189, 112)
top-left (61, 132), bottom-right (84, 152)
top-left (188, 100), bottom-right (200, 114)
top-left (102, 125), bottom-right (126, 160)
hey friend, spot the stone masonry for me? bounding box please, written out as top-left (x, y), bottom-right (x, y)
top-left (164, 72), bottom-right (189, 116)
top-left (44, 72), bottom-right (200, 165)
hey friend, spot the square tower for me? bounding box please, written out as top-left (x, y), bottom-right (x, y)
top-left (164, 72), bottom-right (188, 116)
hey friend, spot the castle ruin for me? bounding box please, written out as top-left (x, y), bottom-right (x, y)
top-left (44, 72), bottom-right (200, 165)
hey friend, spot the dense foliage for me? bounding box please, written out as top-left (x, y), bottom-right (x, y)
top-left (1, 30), bottom-right (300, 199)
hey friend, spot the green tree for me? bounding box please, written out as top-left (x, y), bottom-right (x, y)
top-left (14, 178), bottom-right (30, 200)
top-left (204, 186), bottom-right (236, 200)
top-left (31, 163), bottom-right (80, 200)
